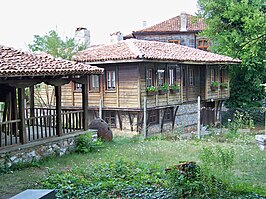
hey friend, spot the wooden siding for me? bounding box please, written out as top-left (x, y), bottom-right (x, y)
top-left (205, 65), bottom-right (230, 100)
top-left (181, 65), bottom-right (201, 102)
top-left (118, 64), bottom-right (139, 108)
top-left (139, 63), bottom-right (182, 108)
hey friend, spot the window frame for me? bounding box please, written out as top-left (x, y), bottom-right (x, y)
top-left (168, 39), bottom-right (181, 45)
top-left (169, 68), bottom-right (176, 86)
top-left (89, 75), bottom-right (100, 92)
top-left (106, 70), bottom-right (116, 91)
top-left (198, 39), bottom-right (209, 51)
top-left (210, 68), bottom-right (216, 82)
top-left (148, 109), bottom-right (159, 125)
top-left (73, 82), bottom-right (82, 93)
top-left (189, 68), bottom-right (195, 86)
top-left (164, 108), bottom-right (173, 122)
top-left (146, 68), bottom-right (154, 87)
top-left (157, 69), bottom-right (165, 87)
top-left (104, 111), bottom-right (116, 127)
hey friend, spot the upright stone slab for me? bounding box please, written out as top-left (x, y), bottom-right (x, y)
top-left (255, 134), bottom-right (266, 151)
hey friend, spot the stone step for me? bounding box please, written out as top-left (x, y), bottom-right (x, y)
top-left (9, 189), bottom-right (55, 199)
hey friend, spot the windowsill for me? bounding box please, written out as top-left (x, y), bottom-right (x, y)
top-left (89, 90), bottom-right (100, 93)
top-left (73, 90), bottom-right (82, 93)
top-left (105, 89), bottom-right (116, 93)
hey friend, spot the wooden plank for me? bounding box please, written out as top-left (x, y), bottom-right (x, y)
top-left (55, 86), bottom-right (62, 136)
top-left (82, 77), bottom-right (89, 130)
top-left (18, 88), bottom-right (26, 144)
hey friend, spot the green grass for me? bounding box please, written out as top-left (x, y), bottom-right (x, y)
top-left (0, 132), bottom-right (265, 198)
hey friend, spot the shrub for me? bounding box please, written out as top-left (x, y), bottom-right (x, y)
top-left (75, 132), bottom-right (103, 153)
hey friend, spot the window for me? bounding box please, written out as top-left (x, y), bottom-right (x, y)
top-left (220, 69), bottom-right (225, 83)
top-left (182, 68), bottom-right (186, 86)
top-left (90, 75), bottom-right (99, 92)
top-left (169, 68), bottom-right (175, 86)
top-left (164, 108), bottom-right (173, 122)
top-left (168, 40), bottom-right (180, 45)
top-left (210, 68), bottom-right (216, 82)
top-left (157, 70), bottom-right (165, 86)
top-left (104, 111), bottom-right (116, 127)
top-left (148, 110), bottom-right (159, 125)
top-left (146, 68), bottom-right (154, 87)
top-left (73, 82), bottom-right (82, 92)
top-left (189, 68), bottom-right (195, 86)
top-left (106, 70), bottom-right (116, 90)
top-left (198, 39), bottom-right (209, 51)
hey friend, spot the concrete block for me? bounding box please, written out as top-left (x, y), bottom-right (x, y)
top-left (9, 189), bottom-right (55, 199)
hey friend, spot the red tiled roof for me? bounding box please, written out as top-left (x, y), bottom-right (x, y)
top-left (73, 39), bottom-right (241, 64)
top-left (0, 45), bottom-right (104, 77)
top-left (132, 13), bottom-right (206, 34)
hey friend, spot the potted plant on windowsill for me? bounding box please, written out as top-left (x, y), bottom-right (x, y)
top-left (158, 83), bottom-right (169, 95)
top-left (146, 86), bottom-right (157, 96)
top-left (220, 82), bottom-right (228, 90)
top-left (169, 84), bottom-right (180, 94)
top-left (210, 81), bottom-right (219, 91)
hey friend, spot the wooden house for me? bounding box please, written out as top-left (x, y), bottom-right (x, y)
top-left (124, 12), bottom-right (209, 51)
top-left (69, 39), bottom-right (240, 133)
top-left (0, 45), bottom-right (103, 149)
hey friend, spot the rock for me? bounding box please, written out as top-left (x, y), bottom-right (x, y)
top-left (89, 118), bottom-right (113, 141)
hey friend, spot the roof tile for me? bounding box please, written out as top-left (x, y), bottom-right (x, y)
top-left (0, 45), bottom-right (104, 77)
top-left (73, 39), bottom-right (241, 64)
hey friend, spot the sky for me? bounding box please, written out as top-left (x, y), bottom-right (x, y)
top-left (0, 0), bottom-right (198, 51)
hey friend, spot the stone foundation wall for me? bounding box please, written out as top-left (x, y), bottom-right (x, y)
top-left (111, 101), bottom-right (198, 135)
top-left (0, 131), bottom-right (93, 169)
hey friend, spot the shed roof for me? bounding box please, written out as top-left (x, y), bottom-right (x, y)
top-left (0, 45), bottom-right (104, 77)
top-left (73, 39), bottom-right (241, 64)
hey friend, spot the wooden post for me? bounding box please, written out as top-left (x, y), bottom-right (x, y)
top-left (82, 79), bottom-right (89, 131)
top-left (197, 96), bottom-right (201, 139)
top-left (18, 88), bottom-right (26, 144)
top-left (55, 85), bottom-right (62, 136)
top-left (143, 96), bottom-right (147, 138)
top-left (99, 97), bottom-right (102, 119)
top-left (29, 86), bottom-right (35, 118)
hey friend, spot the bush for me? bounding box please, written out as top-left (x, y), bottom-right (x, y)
top-left (75, 132), bottom-right (103, 153)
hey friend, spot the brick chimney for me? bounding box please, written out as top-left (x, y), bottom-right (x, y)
top-left (180, 12), bottom-right (187, 32)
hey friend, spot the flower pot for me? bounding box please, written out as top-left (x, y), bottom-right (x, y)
top-left (210, 86), bottom-right (218, 91)
top-left (158, 89), bottom-right (168, 95)
top-left (146, 91), bottom-right (157, 96)
top-left (170, 89), bottom-right (179, 94)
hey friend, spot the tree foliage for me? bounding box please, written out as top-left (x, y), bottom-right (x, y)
top-left (28, 30), bottom-right (87, 60)
top-left (197, 0), bottom-right (266, 108)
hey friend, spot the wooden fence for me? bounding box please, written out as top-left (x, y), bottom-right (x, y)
top-left (0, 107), bottom-right (84, 148)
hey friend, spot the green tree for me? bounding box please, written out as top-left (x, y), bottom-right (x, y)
top-left (28, 30), bottom-right (87, 60)
top-left (197, 0), bottom-right (266, 108)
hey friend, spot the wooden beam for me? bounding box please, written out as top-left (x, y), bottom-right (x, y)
top-left (18, 88), bottom-right (26, 144)
top-left (161, 109), bottom-right (167, 133)
top-left (117, 111), bottom-right (123, 131)
top-left (128, 112), bottom-right (134, 132)
top-left (55, 85), bottom-right (62, 136)
top-left (172, 106), bottom-right (179, 130)
top-left (29, 86), bottom-right (35, 118)
top-left (82, 77), bottom-right (89, 130)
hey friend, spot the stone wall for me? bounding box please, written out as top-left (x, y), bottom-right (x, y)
top-left (110, 101), bottom-right (198, 135)
top-left (0, 131), bottom-right (94, 169)
top-left (135, 33), bottom-right (197, 48)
